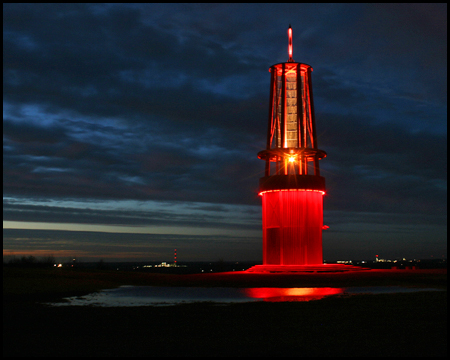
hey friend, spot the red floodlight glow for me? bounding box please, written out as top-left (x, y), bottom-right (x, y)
top-left (258, 188), bottom-right (325, 196)
top-left (261, 190), bottom-right (324, 265)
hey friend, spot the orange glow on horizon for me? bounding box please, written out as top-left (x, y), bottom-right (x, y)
top-left (2, 249), bottom-right (157, 260)
top-left (3, 249), bottom-right (87, 259)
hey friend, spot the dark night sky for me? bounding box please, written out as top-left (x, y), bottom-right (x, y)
top-left (3, 4), bottom-right (447, 262)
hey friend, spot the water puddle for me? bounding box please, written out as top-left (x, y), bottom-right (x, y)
top-left (47, 286), bottom-right (442, 307)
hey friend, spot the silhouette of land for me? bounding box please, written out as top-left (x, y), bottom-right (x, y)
top-left (3, 267), bottom-right (447, 357)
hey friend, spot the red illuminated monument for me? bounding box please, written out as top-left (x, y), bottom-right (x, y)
top-left (248, 26), bottom-right (365, 273)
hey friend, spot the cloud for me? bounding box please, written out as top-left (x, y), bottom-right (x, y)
top-left (3, 4), bottom-right (447, 260)
top-left (3, 199), bottom-right (261, 231)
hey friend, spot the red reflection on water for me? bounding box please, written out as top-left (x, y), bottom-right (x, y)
top-left (243, 287), bottom-right (344, 302)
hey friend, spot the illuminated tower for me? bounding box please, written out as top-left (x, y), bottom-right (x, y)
top-left (257, 26), bottom-right (326, 268)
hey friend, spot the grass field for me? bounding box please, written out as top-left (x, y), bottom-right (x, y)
top-left (3, 268), bottom-right (447, 357)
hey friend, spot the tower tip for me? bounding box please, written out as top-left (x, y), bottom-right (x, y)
top-left (287, 25), bottom-right (293, 62)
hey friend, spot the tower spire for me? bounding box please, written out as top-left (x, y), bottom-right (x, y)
top-left (288, 25), bottom-right (293, 62)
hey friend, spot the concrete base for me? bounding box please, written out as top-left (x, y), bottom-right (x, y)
top-left (246, 264), bottom-right (371, 273)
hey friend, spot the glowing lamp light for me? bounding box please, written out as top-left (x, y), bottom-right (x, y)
top-left (288, 155), bottom-right (296, 162)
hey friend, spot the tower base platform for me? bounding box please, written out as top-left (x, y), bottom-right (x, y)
top-left (246, 264), bottom-right (371, 273)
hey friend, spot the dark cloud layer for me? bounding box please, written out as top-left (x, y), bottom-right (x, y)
top-left (3, 4), bottom-right (447, 260)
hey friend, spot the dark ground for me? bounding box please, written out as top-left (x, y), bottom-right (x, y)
top-left (3, 268), bottom-right (447, 357)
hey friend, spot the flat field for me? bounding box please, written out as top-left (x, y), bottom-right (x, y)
top-left (3, 268), bottom-right (447, 357)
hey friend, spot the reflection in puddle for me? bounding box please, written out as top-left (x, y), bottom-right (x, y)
top-left (243, 287), bottom-right (344, 302)
top-left (48, 286), bottom-right (441, 307)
